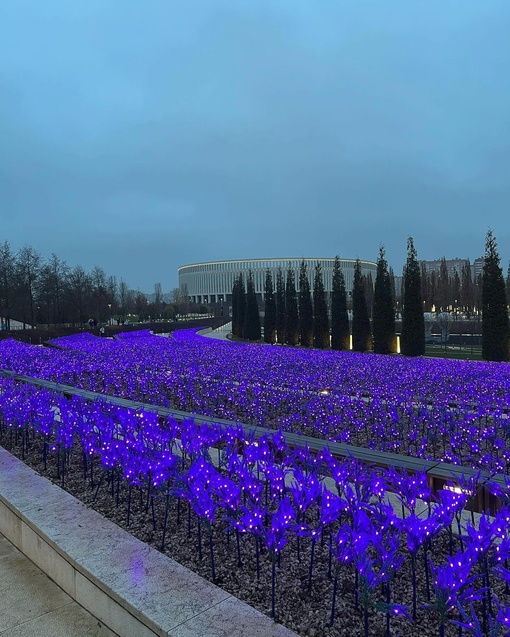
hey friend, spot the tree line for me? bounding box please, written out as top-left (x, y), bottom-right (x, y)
top-left (231, 230), bottom-right (510, 362)
top-left (0, 241), bottom-right (175, 329)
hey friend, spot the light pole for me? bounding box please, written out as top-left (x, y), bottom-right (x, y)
top-left (108, 303), bottom-right (112, 326)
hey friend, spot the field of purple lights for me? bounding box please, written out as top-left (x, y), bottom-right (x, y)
top-left (1, 328), bottom-right (510, 636)
top-left (2, 329), bottom-right (510, 470)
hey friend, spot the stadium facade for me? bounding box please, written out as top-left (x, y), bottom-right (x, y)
top-left (178, 258), bottom-right (377, 305)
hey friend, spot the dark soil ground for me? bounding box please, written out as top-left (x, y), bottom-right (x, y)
top-left (1, 432), bottom-right (502, 637)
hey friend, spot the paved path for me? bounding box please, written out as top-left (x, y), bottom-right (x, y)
top-left (0, 533), bottom-right (117, 637)
top-left (200, 322), bottom-right (232, 340)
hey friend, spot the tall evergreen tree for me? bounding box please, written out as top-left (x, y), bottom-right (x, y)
top-left (275, 268), bottom-right (286, 344)
top-left (285, 264), bottom-right (299, 346)
top-left (231, 274), bottom-right (238, 335)
top-left (298, 260), bottom-right (313, 347)
top-left (506, 263), bottom-right (510, 309)
top-left (438, 257), bottom-right (451, 312)
top-left (461, 261), bottom-right (474, 317)
top-left (237, 274), bottom-right (247, 339)
top-left (452, 269), bottom-right (461, 313)
top-left (313, 262), bottom-right (330, 348)
top-left (372, 246), bottom-right (397, 354)
top-left (420, 263), bottom-right (429, 311)
top-left (401, 237), bottom-right (425, 356)
top-left (231, 274), bottom-right (239, 336)
top-left (352, 258), bottom-right (372, 352)
top-left (389, 266), bottom-right (397, 309)
top-left (331, 256), bottom-right (350, 350)
top-left (263, 269), bottom-right (276, 344)
top-left (482, 230), bottom-right (509, 362)
top-left (243, 270), bottom-right (261, 341)
top-left (363, 272), bottom-right (374, 317)
top-left (474, 273), bottom-right (483, 315)
top-left (429, 270), bottom-right (438, 313)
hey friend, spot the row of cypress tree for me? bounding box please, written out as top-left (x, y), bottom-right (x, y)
top-left (231, 253), bottom-right (399, 352)
top-left (232, 258), bottom-right (351, 350)
top-left (259, 254), bottom-right (397, 354)
top-left (231, 230), bottom-right (509, 361)
top-left (231, 271), bottom-right (261, 341)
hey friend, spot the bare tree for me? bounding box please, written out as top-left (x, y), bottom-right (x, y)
top-left (106, 275), bottom-right (119, 323)
top-left (0, 241), bottom-right (16, 330)
top-left (154, 282), bottom-right (163, 320)
top-left (134, 291), bottom-right (150, 321)
top-left (37, 254), bottom-right (69, 326)
top-left (118, 279), bottom-right (129, 321)
top-left (172, 284), bottom-right (190, 316)
top-left (90, 266), bottom-right (107, 323)
top-left (67, 265), bottom-right (92, 325)
top-left (15, 245), bottom-right (41, 328)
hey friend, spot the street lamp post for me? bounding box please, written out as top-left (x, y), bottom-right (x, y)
top-left (108, 303), bottom-right (112, 326)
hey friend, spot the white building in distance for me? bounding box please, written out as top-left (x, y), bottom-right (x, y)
top-left (178, 258), bottom-right (377, 305)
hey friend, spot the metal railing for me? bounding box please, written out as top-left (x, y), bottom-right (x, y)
top-left (0, 369), bottom-right (504, 513)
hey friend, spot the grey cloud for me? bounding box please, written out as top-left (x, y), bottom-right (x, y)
top-left (1, 0), bottom-right (509, 291)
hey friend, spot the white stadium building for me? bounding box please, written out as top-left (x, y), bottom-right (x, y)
top-left (178, 258), bottom-right (377, 305)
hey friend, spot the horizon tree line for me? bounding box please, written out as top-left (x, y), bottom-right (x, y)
top-left (0, 240), bottom-right (181, 329)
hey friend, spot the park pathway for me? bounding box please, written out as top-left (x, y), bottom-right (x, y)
top-left (0, 532), bottom-right (117, 637)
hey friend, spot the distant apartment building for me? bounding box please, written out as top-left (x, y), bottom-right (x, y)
top-left (420, 258), bottom-right (470, 278)
top-left (472, 257), bottom-right (484, 281)
top-left (420, 257), bottom-right (484, 281)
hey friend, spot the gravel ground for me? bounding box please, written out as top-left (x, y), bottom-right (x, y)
top-left (1, 433), bottom-right (502, 637)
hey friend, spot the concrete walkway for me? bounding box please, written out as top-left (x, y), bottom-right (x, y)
top-left (199, 322), bottom-right (232, 340)
top-left (0, 532), bottom-right (117, 637)
top-left (0, 448), bottom-right (297, 637)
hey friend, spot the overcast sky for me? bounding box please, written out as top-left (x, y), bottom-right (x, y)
top-left (1, 1), bottom-right (509, 293)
